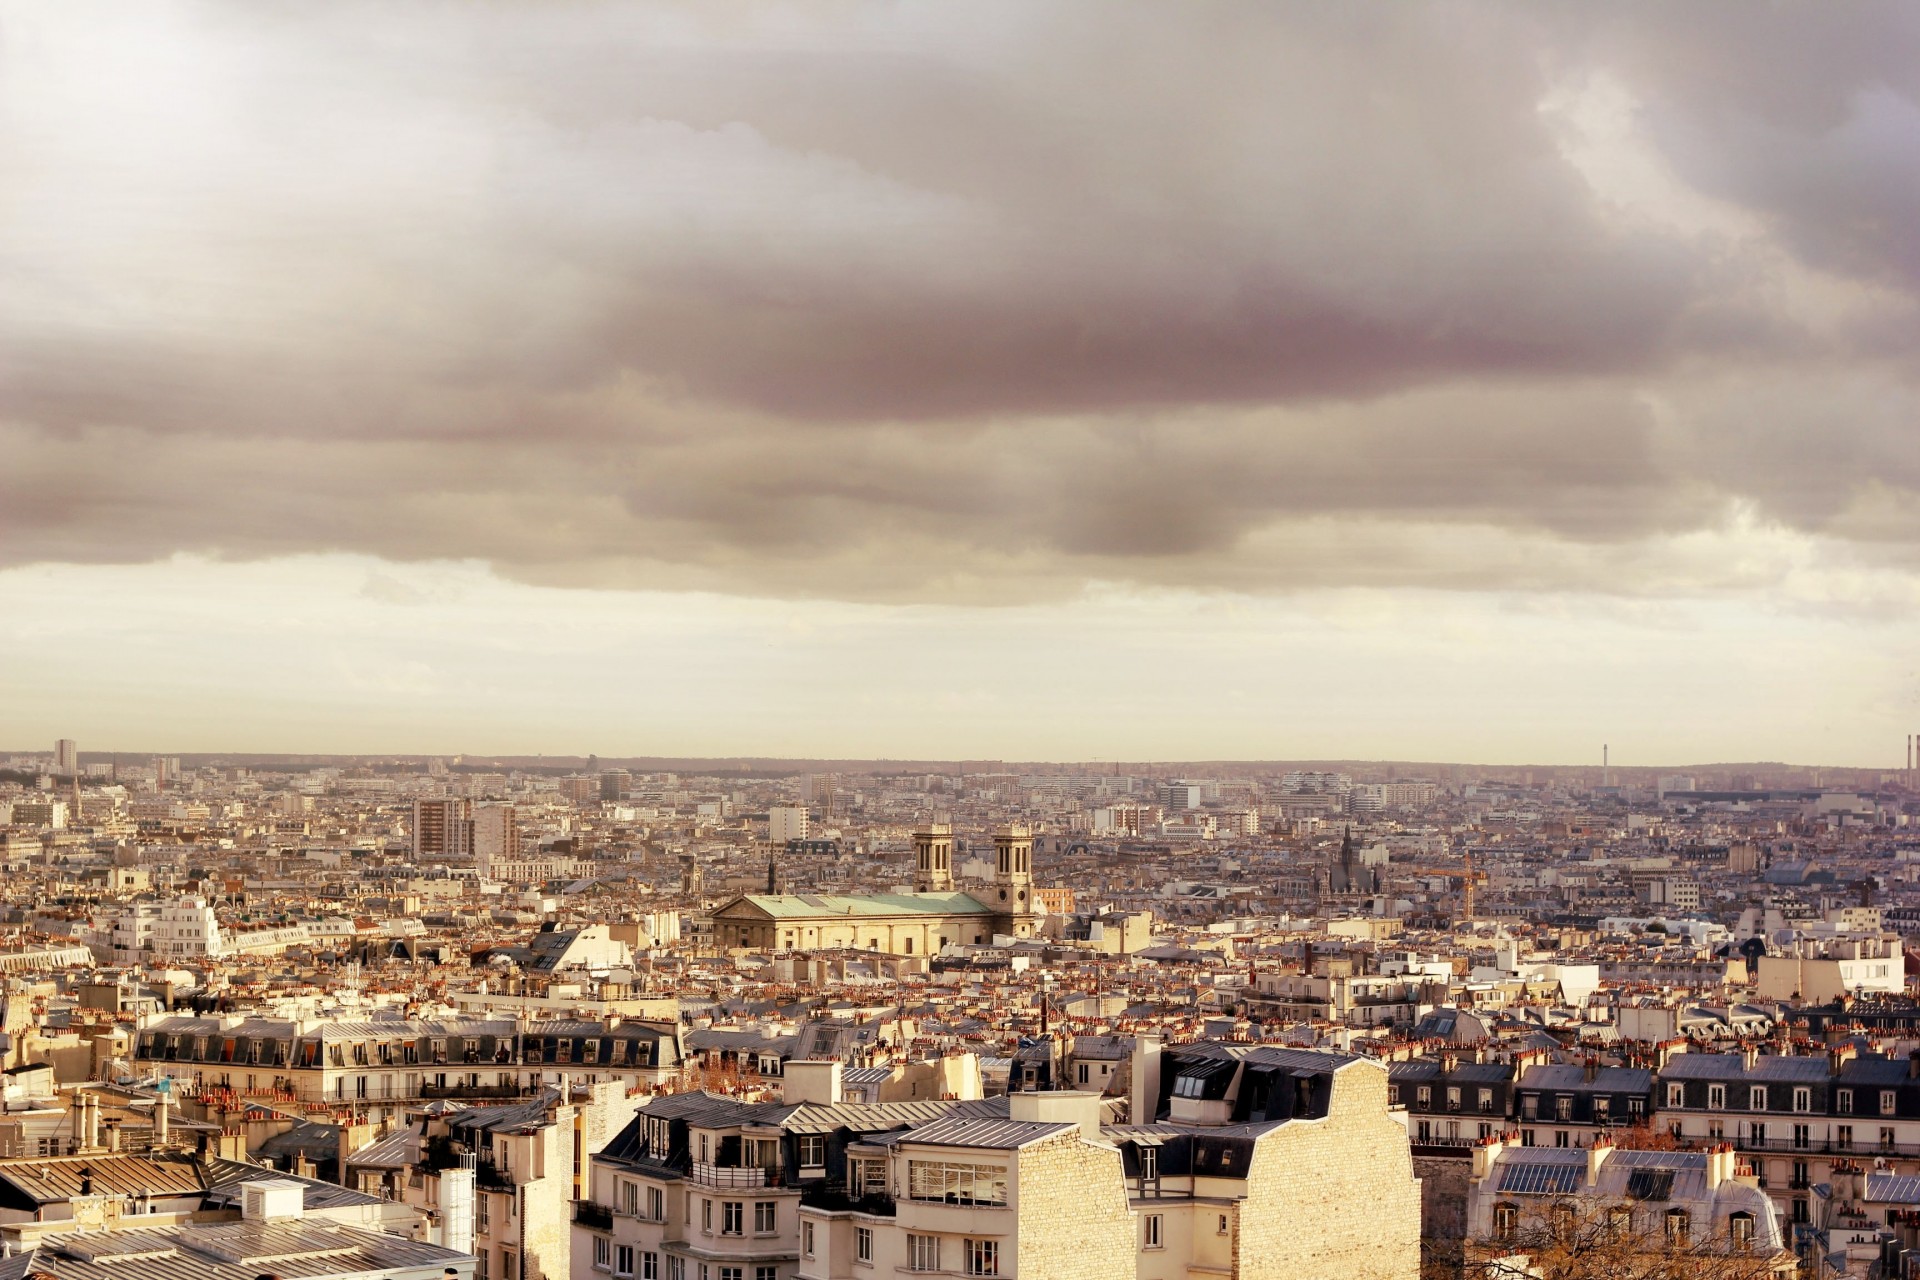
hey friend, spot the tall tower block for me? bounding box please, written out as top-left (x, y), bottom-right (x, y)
top-left (913, 822), bottom-right (954, 893)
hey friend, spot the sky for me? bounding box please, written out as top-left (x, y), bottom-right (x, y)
top-left (2, 2), bottom-right (1919, 765)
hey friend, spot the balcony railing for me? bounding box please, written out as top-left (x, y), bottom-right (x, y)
top-left (575, 1200), bottom-right (615, 1230)
top-left (798, 1180), bottom-right (896, 1217)
top-left (690, 1162), bottom-right (779, 1189)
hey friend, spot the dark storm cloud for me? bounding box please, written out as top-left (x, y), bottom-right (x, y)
top-left (2, 0), bottom-right (1919, 599)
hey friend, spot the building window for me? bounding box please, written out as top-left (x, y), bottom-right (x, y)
top-left (1838, 1089), bottom-right (1855, 1114)
top-left (649, 1186), bottom-right (664, 1221)
top-left (702, 1199), bottom-right (713, 1234)
top-left (1447, 1087), bottom-right (1461, 1112)
top-left (594, 1237), bottom-right (612, 1270)
top-left (1666, 1083), bottom-right (1683, 1107)
top-left (965, 1238), bottom-right (1000, 1276)
top-left (798, 1135), bottom-right (827, 1168)
top-left (1707, 1084), bottom-right (1725, 1110)
top-left (622, 1182), bottom-right (639, 1216)
top-left (907, 1161), bottom-right (1008, 1206)
top-left (754, 1201), bottom-right (776, 1234)
top-left (1793, 1087), bottom-right (1811, 1114)
top-left (722, 1201), bottom-right (744, 1236)
top-left (1664, 1209), bottom-right (1690, 1246)
top-left (1479, 1088), bottom-right (1495, 1113)
top-left (1494, 1203), bottom-right (1518, 1241)
top-left (1750, 1085), bottom-right (1768, 1110)
top-left (668, 1260), bottom-right (685, 1280)
top-left (1730, 1211), bottom-right (1754, 1250)
top-left (1218, 1214), bottom-right (1229, 1235)
top-left (756, 1269), bottom-right (776, 1280)
top-left (1388, 1085), bottom-right (1400, 1105)
top-left (643, 1255), bottom-right (659, 1280)
top-left (1417, 1086), bottom-right (1432, 1106)
top-left (908, 1233), bottom-right (941, 1272)
top-left (1139, 1147), bottom-right (1158, 1181)
top-left (1884, 1091), bottom-right (1899, 1116)
top-left (1145, 1214), bottom-right (1164, 1249)
top-left (615, 1246), bottom-right (635, 1278)
top-left (1556, 1097), bottom-right (1572, 1122)
top-left (1608, 1207), bottom-right (1632, 1237)
top-left (857, 1226), bottom-right (873, 1263)
top-left (803, 1221), bottom-right (815, 1257)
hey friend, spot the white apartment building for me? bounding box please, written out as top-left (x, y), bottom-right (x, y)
top-left (768, 808), bottom-right (809, 846)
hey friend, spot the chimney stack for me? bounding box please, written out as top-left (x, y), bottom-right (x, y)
top-left (1586, 1133), bottom-right (1614, 1187)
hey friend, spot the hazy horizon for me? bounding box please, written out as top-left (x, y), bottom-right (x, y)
top-left (4, 4), bottom-right (1918, 762)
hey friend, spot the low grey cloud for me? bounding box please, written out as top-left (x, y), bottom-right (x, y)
top-left (3, 1), bottom-right (1919, 602)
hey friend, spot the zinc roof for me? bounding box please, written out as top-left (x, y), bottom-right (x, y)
top-left (729, 893), bottom-right (997, 920)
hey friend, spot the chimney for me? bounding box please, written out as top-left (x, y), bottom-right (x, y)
top-left (1705, 1142), bottom-right (1737, 1189)
top-left (781, 1060), bottom-right (844, 1107)
top-left (83, 1094), bottom-right (100, 1152)
top-left (337, 1121), bottom-right (375, 1186)
top-left (1129, 1034), bottom-right (1163, 1125)
top-left (1742, 1042), bottom-right (1760, 1072)
top-left (1586, 1133), bottom-right (1614, 1187)
top-left (1471, 1131), bottom-right (1511, 1181)
top-left (1583, 1057), bottom-right (1597, 1083)
top-left (154, 1092), bottom-right (169, 1148)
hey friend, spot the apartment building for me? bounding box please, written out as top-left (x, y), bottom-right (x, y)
top-left (802, 1099), bottom-right (1134, 1280)
top-left (1465, 1138), bottom-right (1794, 1280)
top-left (576, 1063), bottom-right (981, 1280)
top-left (132, 1014), bottom-right (682, 1122)
top-left (1119, 1038), bottom-right (1423, 1280)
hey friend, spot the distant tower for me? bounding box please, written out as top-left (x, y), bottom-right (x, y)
top-left (680, 852), bottom-right (703, 897)
top-left (1603, 744), bottom-right (1610, 789)
top-left (991, 824), bottom-right (1037, 935)
top-left (1339, 826), bottom-right (1356, 893)
top-left (53, 739), bottom-right (78, 777)
top-left (913, 822), bottom-right (954, 894)
top-left (766, 851), bottom-right (780, 896)
top-left (994, 824), bottom-right (1033, 893)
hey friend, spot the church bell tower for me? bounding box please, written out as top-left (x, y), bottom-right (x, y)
top-left (913, 822), bottom-right (954, 893)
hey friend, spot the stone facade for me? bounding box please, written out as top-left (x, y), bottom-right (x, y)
top-left (1235, 1060), bottom-right (1422, 1280)
top-left (1014, 1132), bottom-right (1137, 1279)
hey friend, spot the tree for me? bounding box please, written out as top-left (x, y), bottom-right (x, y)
top-left (1467, 1197), bottom-right (1795, 1280)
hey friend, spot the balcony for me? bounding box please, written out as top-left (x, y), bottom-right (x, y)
top-left (575, 1201), bottom-right (615, 1231)
top-left (422, 1082), bottom-right (536, 1100)
top-left (799, 1180), bottom-right (896, 1217)
top-left (690, 1162), bottom-right (780, 1189)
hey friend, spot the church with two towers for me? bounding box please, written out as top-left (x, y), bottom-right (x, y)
top-left (707, 823), bottom-right (1042, 954)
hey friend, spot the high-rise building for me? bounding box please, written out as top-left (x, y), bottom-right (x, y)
top-left (52, 739), bottom-right (78, 775)
top-left (472, 803), bottom-right (519, 877)
top-left (412, 797), bottom-right (473, 860)
top-left (1159, 780), bottom-right (1205, 810)
top-left (768, 805), bottom-right (810, 845)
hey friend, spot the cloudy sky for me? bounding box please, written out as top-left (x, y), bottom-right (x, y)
top-left (3, 2), bottom-right (1919, 764)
